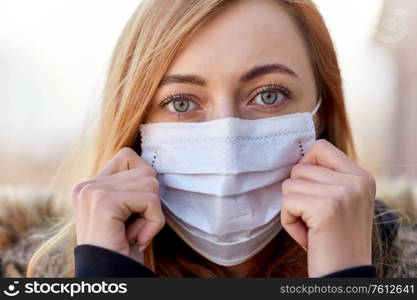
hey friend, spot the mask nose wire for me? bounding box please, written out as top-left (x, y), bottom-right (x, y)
top-left (311, 97), bottom-right (322, 116)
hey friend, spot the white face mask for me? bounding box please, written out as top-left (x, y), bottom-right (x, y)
top-left (139, 98), bottom-right (321, 266)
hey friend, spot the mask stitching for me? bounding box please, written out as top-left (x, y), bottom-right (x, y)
top-left (298, 140), bottom-right (305, 156)
top-left (140, 113), bottom-right (310, 130)
top-left (141, 130), bottom-right (314, 144)
top-left (151, 152), bottom-right (158, 167)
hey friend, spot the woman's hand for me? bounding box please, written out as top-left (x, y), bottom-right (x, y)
top-left (281, 139), bottom-right (376, 277)
top-left (72, 147), bottom-right (165, 264)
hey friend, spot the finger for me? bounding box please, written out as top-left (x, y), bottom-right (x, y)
top-left (90, 171), bottom-right (159, 193)
top-left (137, 219), bottom-right (165, 246)
top-left (104, 189), bottom-right (163, 225)
top-left (299, 139), bottom-right (363, 176)
top-left (281, 193), bottom-right (317, 249)
top-left (126, 216), bottom-right (147, 243)
top-left (122, 192), bottom-right (165, 245)
top-left (290, 163), bottom-right (351, 185)
top-left (94, 147), bottom-right (156, 178)
top-left (282, 178), bottom-right (330, 197)
top-left (280, 209), bottom-right (308, 249)
top-left (98, 168), bottom-right (158, 186)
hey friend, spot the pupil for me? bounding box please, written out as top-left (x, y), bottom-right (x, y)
top-left (174, 100), bottom-right (189, 112)
top-left (261, 92), bottom-right (277, 104)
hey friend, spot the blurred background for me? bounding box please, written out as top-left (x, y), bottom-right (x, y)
top-left (1, 0), bottom-right (416, 188)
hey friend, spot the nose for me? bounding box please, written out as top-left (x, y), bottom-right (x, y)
top-left (208, 97), bottom-right (241, 120)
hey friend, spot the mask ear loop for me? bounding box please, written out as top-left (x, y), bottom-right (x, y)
top-left (298, 97), bottom-right (322, 157)
top-left (312, 97), bottom-right (322, 116)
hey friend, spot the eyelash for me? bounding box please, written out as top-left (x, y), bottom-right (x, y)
top-left (248, 81), bottom-right (293, 105)
top-left (158, 81), bottom-right (294, 113)
top-left (158, 93), bottom-right (197, 109)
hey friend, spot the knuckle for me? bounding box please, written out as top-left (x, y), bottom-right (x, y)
top-left (118, 147), bottom-right (133, 157)
top-left (143, 176), bottom-right (159, 192)
top-left (117, 147), bottom-right (137, 161)
top-left (366, 173), bottom-right (377, 195)
top-left (156, 215), bottom-right (166, 228)
top-left (72, 182), bottom-right (86, 199)
top-left (72, 181), bottom-right (94, 203)
top-left (143, 165), bottom-right (157, 178)
top-left (80, 182), bottom-right (95, 198)
top-left (350, 175), bottom-right (367, 194)
top-left (351, 174), bottom-right (375, 200)
top-left (282, 178), bottom-right (291, 188)
top-left (71, 182), bottom-right (115, 214)
top-left (146, 192), bottom-right (160, 204)
top-left (334, 184), bottom-right (350, 201)
top-left (280, 194), bottom-right (289, 207)
top-left (91, 190), bottom-right (117, 216)
top-left (280, 194), bottom-right (296, 208)
top-left (314, 139), bottom-right (328, 150)
top-left (290, 164), bottom-right (303, 178)
top-left (281, 178), bottom-right (292, 193)
top-left (90, 188), bottom-right (111, 207)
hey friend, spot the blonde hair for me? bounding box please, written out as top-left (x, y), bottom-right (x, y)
top-left (27, 0), bottom-right (390, 277)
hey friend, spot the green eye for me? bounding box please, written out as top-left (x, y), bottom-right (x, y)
top-left (172, 99), bottom-right (190, 112)
top-left (261, 92), bottom-right (278, 104)
top-left (159, 93), bottom-right (199, 114)
top-left (166, 98), bottom-right (198, 113)
top-left (254, 91), bottom-right (285, 105)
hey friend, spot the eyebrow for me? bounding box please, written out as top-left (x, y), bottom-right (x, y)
top-left (158, 63), bottom-right (298, 87)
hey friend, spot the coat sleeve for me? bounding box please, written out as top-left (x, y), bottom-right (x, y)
top-left (374, 199), bottom-right (400, 252)
top-left (320, 265), bottom-right (376, 277)
top-left (74, 244), bottom-right (376, 278)
top-left (74, 244), bottom-right (157, 277)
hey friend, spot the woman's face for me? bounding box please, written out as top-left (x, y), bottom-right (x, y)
top-left (144, 0), bottom-right (318, 123)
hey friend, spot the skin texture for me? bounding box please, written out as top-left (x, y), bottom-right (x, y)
top-left (144, 0), bottom-right (318, 124)
top-left (73, 0), bottom-right (375, 277)
top-left (73, 147), bottom-right (165, 265)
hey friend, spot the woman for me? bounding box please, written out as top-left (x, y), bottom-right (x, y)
top-left (26, 0), bottom-right (401, 277)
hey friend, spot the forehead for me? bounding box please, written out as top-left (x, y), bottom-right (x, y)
top-left (166, 0), bottom-right (312, 80)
